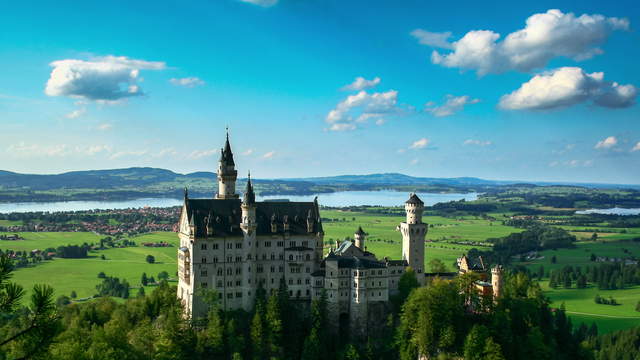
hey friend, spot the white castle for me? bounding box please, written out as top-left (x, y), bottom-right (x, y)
top-left (177, 132), bottom-right (427, 332)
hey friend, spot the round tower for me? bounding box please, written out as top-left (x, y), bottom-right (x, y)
top-left (405, 193), bottom-right (424, 224)
top-left (491, 265), bottom-right (503, 299)
top-left (354, 226), bottom-right (366, 250)
top-left (400, 193), bottom-right (427, 285)
top-left (216, 130), bottom-right (239, 199)
top-left (240, 172), bottom-right (256, 233)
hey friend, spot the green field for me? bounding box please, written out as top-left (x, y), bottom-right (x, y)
top-left (4, 232), bottom-right (179, 302)
top-left (519, 239), bottom-right (640, 333)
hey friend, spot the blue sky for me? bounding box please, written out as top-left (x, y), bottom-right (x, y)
top-left (1, 0), bottom-right (639, 184)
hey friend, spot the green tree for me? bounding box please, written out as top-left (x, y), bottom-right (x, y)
top-left (464, 325), bottom-right (490, 360)
top-left (141, 272), bottom-right (149, 286)
top-left (137, 286), bottom-right (145, 297)
top-left (393, 266), bottom-right (419, 311)
top-left (145, 255), bottom-right (155, 264)
top-left (251, 305), bottom-right (266, 360)
top-left (70, 290), bottom-right (77, 299)
top-left (265, 293), bottom-right (283, 358)
top-left (483, 337), bottom-right (506, 360)
top-left (428, 258), bottom-right (448, 273)
top-left (158, 271), bottom-right (169, 281)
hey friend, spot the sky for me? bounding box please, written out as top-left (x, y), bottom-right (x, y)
top-left (1, 0), bottom-right (639, 184)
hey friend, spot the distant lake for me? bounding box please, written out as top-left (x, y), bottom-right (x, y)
top-left (575, 207), bottom-right (640, 216)
top-left (0, 190), bottom-right (478, 213)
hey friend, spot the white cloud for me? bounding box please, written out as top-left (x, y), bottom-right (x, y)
top-left (342, 76), bottom-right (381, 91)
top-left (549, 159), bottom-right (593, 167)
top-left (262, 151), bottom-right (276, 159)
top-left (154, 148), bottom-right (178, 158)
top-left (463, 139), bottom-right (492, 146)
top-left (426, 95), bottom-right (479, 117)
top-left (239, 0), bottom-right (277, 7)
top-left (85, 145), bottom-right (112, 156)
top-left (410, 138), bottom-right (429, 149)
top-left (416, 9), bottom-right (629, 75)
top-left (326, 89), bottom-right (400, 131)
top-left (97, 123), bottom-right (113, 131)
top-left (410, 158), bottom-right (420, 165)
top-left (170, 77), bottom-right (205, 88)
top-left (410, 29), bottom-right (453, 49)
top-left (552, 143), bottom-right (575, 155)
top-left (66, 107), bottom-right (86, 119)
top-left (631, 142), bottom-right (640, 152)
top-left (109, 150), bottom-right (149, 160)
top-left (595, 136), bottom-right (617, 149)
top-left (241, 149), bottom-right (254, 156)
top-left (499, 67), bottom-right (637, 110)
top-left (45, 55), bottom-right (166, 102)
top-left (187, 149), bottom-right (217, 160)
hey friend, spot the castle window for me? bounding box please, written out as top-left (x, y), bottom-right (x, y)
top-left (213, 257), bottom-right (218, 263)
top-left (279, 266), bottom-right (283, 273)
top-left (227, 281), bottom-right (232, 286)
top-left (217, 269), bottom-right (223, 276)
top-left (236, 292), bottom-right (242, 298)
top-left (305, 279), bottom-right (310, 285)
top-left (235, 280), bottom-right (241, 286)
top-left (202, 257), bottom-right (207, 263)
top-left (247, 254), bottom-right (252, 260)
top-left (306, 267), bottom-right (310, 273)
top-left (265, 241), bottom-right (271, 247)
top-left (201, 243), bottom-right (207, 250)
top-left (227, 256), bottom-right (232, 263)
top-left (257, 265), bottom-right (264, 273)
top-left (289, 241), bottom-right (296, 247)
top-left (277, 241), bottom-right (284, 247)
top-left (289, 255), bottom-right (294, 261)
top-left (271, 278), bottom-right (274, 284)
top-left (288, 279), bottom-right (293, 285)
top-left (217, 281), bottom-right (222, 287)
top-left (279, 254), bottom-right (284, 260)
top-left (226, 268), bottom-right (232, 275)
top-left (213, 243), bottom-right (219, 250)
top-left (236, 256), bottom-right (242, 262)
top-left (201, 282), bottom-right (208, 288)
top-left (227, 293), bottom-right (233, 299)
top-left (297, 279), bottom-right (302, 285)
top-left (305, 254), bottom-right (310, 261)
top-left (201, 270), bottom-right (207, 276)
top-left (235, 267), bottom-right (241, 275)
top-left (227, 243), bottom-right (232, 249)
top-left (262, 254), bottom-right (267, 260)
top-left (302, 241), bottom-right (308, 247)
top-left (236, 243), bottom-right (242, 249)
top-left (271, 253), bottom-right (275, 260)
top-left (271, 266), bottom-right (275, 273)
top-left (248, 291), bottom-right (251, 296)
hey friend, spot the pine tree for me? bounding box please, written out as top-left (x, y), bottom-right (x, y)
top-left (463, 325), bottom-right (490, 360)
top-left (251, 306), bottom-right (266, 360)
top-left (483, 337), bottom-right (506, 360)
top-left (141, 272), bottom-right (148, 286)
top-left (265, 293), bottom-right (283, 358)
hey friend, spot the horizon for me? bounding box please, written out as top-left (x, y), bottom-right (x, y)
top-left (1, 0), bottom-right (639, 184)
top-left (3, 166), bottom-right (640, 187)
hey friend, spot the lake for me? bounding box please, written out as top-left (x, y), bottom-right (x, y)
top-left (575, 207), bottom-right (640, 216)
top-left (0, 190), bottom-right (478, 213)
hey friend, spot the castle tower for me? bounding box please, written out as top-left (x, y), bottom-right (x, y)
top-left (241, 172), bottom-right (257, 309)
top-left (399, 193), bottom-right (427, 285)
top-left (491, 265), bottom-right (503, 299)
top-left (354, 226), bottom-right (366, 250)
top-left (216, 130), bottom-right (239, 199)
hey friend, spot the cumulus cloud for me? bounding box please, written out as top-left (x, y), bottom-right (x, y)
top-left (410, 29), bottom-right (453, 49)
top-left (550, 159), bottom-right (594, 167)
top-left (425, 95), bottom-right (479, 117)
top-left (326, 89), bottom-right (400, 131)
top-left (85, 145), bottom-right (112, 156)
top-left (241, 149), bottom-right (254, 156)
top-left (97, 123), bottom-right (113, 131)
top-left (463, 139), bottom-right (492, 146)
top-left (239, 0), bottom-right (277, 7)
top-left (66, 107), bottom-right (86, 119)
top-left (109, 150), bottom-right (149, 160)
top-left (170, 77), bottom-right (205, 87)
top-left (632, 142), bottom-right (640, 152)
top-left (45, 55), bottom-right (166, 102)
top-left (262, 151), bottom-right (276, 159)
top-left (595, 136), bottom-right (617, 149)
top-left (187, 149), bottom-right (217, 160)
top-left (342, 76), bottom-right (381, 91)
top-left (410, 138), bottom-right (429, 149)
top-left (499, 67), bottom-right (637, 110)
top-left (415, 9), bottom-right (629, 75)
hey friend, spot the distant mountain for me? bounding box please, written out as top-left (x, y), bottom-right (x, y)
top-left (0, 167), bottom-right (638, 203)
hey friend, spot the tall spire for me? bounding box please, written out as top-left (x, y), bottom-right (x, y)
top-left (242, 171), bottom-right (255, 206)
top-left (220, 128), bottom-right (235, 166)
top-left (216, 128), bottom-right (239, 199)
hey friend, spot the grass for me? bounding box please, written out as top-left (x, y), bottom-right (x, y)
top-left (518, 240), bottom-right (640, 334)
top-left (8, 232), bottom-right (179, 303)
top-left (0, 219), bottom-right (22, 226)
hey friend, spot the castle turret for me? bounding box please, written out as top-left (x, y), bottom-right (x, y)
top-left (241, 172), bottom-right (256, 234)
top-left (216, 130), bottom-right (239, 199)
top-left (399, 193), bottom-right (427, 285)
top-left (491, 265), bottom-right (503, 299)
top-left (354, 226), bottom-right (366, 250)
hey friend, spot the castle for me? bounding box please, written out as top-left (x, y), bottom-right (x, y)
top-left (176, 132), bottom-right (428, 331)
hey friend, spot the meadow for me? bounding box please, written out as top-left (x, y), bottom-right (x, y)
top-left (2, 232), bottom-right (178, 302)
top-left (518, 238), bottom-right (640, 333)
